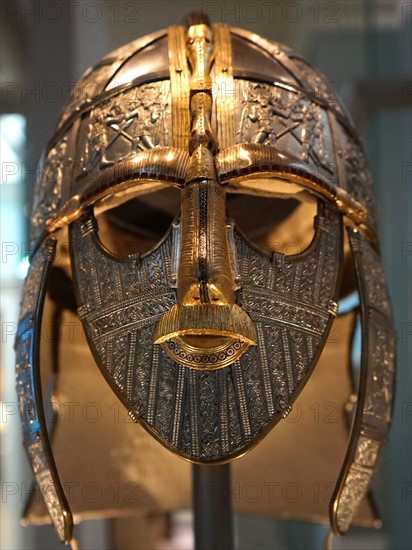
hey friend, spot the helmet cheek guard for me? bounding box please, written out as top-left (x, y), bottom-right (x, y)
top-left (17, 21), bottom-right (395, 544)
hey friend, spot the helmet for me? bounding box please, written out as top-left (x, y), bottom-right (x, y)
top-left (16, 18), bottom-right (395, 545)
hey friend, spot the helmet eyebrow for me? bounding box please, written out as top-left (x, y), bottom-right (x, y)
top-left (216, 143), bottom-right (371, 229)
top-left (42, 148), bottom-right (188, 241)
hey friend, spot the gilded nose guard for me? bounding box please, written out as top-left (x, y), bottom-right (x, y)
top-left (154, 24), bottom-right (256, 368)
top-left (153, 178), bottom-right (257, 369)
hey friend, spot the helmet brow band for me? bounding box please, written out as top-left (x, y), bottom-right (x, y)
top-left (15, 238), bottom-right (73, 544)
top-left (330, 227), bottom-right (396, 534)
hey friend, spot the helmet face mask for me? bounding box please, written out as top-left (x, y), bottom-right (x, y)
top-left (68, 188), bottom-right (342, 456)
top-left (16, 19), bottom-right (395, 545)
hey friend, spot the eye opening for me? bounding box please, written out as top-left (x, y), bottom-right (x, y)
top-left (93, 178), bottom-right (318, 259)
top-left (226, 182), bottom-right (317, 257)
top-left (94, 185), bottom-right (181, 259)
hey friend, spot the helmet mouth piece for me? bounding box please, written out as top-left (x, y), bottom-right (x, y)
top-left (153, 303), bottom-right (257, 369)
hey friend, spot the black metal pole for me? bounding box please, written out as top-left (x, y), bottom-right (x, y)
top-left (192, 463), bottom-right (234, 550)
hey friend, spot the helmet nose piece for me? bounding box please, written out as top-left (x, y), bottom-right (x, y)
top-left (177, 179), bottom-right (236, 306)
top-left (180, 277), bottom-right (235, 306)
top-left (154, 178), bottom-right (257, 369)
top-left (204, 279), bottom-right (232, 304)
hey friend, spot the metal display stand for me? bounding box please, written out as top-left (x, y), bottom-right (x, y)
top-left (192, 464), bottom-right (234, 550)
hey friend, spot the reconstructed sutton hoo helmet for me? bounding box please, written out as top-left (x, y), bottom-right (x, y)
top-left (16, 18), bottom-right (396, 545)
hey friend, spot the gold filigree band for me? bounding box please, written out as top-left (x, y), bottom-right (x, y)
top-left (213, 23), bottom-right (235, 150)
top-left (168, 26), bottom-right (190, 150)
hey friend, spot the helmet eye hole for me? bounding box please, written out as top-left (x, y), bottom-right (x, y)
top-left (226, 192), bottom-right (317, 256)
top-left (95, 186), bottom-right (181, 258)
